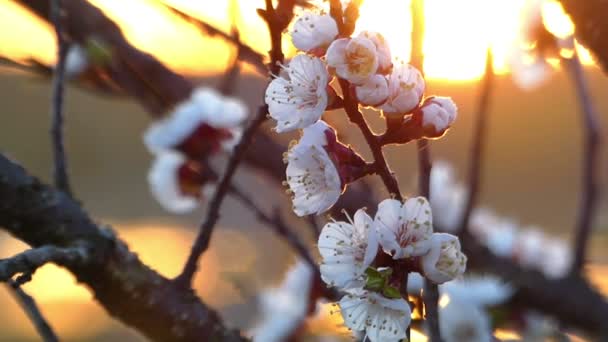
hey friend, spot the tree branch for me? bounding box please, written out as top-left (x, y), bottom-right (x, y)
top-left (0, 154), bottom-right (248, 342)
top-left (563, 44), bottom-right (602, 273)
top-left (0, 245), bottom-right (87, 282)
top-left (50, 0), bottom-right (72, 196)
top-left (457, 48), bottom-right (494, 236)
top-left (559, 0), bottom-right (608, 73)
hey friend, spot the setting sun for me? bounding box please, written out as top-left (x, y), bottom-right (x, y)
top-left (0, 0), bottom-right (595, 81)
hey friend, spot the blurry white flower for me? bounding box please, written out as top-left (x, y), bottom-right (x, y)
top-left (147, 152), bottom-right (215, 213)
top-left (430, 162), bottom-right (466, 232)
top-left (265, 54), bottom-right (330, 132)
top-left (339, 289), bottom-right (410, 342)
top-left (318, 209), bottom-right (378, 289)
top-left (326, 37), bottom-right (379, 85)
top-left (538, 238), bottom-right (571, 279)
top-left (357, 31), bottom-right (392, 73)
top-left (421, 233), bottom-right (467, 284)
top-left (441, 276), bottom-right (513, 308)
top-left (439, 297), bottom-right (492, 342)
top-left (285, 121), bottom-right (342, 216)
top-left (419, 96), bottom-right (458, 137)
top-left (375, 197), bottom-right (434, 259)
top-left (515, 228), bottom-right (546, 270)
top-left (144, 87), bottom-right (247, 157)
top-left (291, 13), bottom-right (338, 54)
top-left (355, 74), bottom-right (389, 107)
top-left (381, 61), bottom-right (425, 116)
top-left (470, 209), bottom-right (517, 258)
top-left (64, 44), bottom-right (88, 78)
top-left (252, 260), bottom-right (314, 342)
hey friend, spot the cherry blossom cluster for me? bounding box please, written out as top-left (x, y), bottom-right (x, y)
top-left (318, 197), bottom-right (466, 341)
top-left (143, 87), bottom-right (248, 213)
top-left (262, 3), bottom-right (465, 340)
top-left (266, 6), bottom-right (458, 217)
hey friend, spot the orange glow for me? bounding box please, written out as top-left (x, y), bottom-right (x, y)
top-left (0, 1), bottom-right (598, 80)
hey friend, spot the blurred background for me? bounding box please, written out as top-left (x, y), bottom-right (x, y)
top-left (0, 0), bottom-right (607, 341)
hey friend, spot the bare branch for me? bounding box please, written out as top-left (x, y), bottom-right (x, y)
top-left (457, 48), bottom-right (495, 236)
top-left (0, 154), bottom-right (247, 341)
top-left (50, 0), bottom-right (72, 196)
top-left (7, 281), bottom-right (59, 342)
top-left (175, 0), bottom-right (296, 288)
top-left (0, 245), bottom-right (87, 282)
top-left (564, 43), bottom-right (602, 273)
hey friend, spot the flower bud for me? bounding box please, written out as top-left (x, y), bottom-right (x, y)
top-left (290, 13), bottom-right (338, 55)
top-left (418, 96), bottom-right (458, 138)
top-left (357, 31), bottom-right (392, 73)
top-left (355, 74), bottom-right (389, 107)
top-left (421, 233), bottom-right (467, 284)
top-left (381, 61), bottom-right (425, 116)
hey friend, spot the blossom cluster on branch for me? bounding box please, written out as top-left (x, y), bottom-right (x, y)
top-left (262, 2), bottom-right (466, 340)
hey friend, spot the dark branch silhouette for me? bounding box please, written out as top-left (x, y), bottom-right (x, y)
top-left (457, 48), bottom-right (494, 236)
top-left (7, 280), bottom-right (59, 342)
top-left (564, 43), bottom-right (602, 273)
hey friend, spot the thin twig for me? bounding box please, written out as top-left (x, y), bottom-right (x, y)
top-left (457, 48), bottom-right (494, 236)
top-left (228, 186), bottom-right (316, 268)
top-left (175, 0), bottom-right (295, 288)
top-left (7, 281), bottom-right (59, 342)
top-left (564, 42), bottom-right (602, 273)
top-left (50, 0), bottom-right (72, 196)
top-left (339, 80), bottom-right (403, 200)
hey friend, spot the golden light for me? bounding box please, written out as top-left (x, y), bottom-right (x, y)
top-left (0, 0), bottom-right (597, 81)
top-left (494, 329), bottom-right (522, 340)
top-left (541, 0), bottom-right (574, 39)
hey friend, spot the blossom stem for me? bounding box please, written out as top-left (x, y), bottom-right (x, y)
top-left (457, 48), bottom-right (494, 236)
top-left (175, 0), bottom-right (295, 288)
top-left (338, 78), bottom-right (403, 200)
top-left (50, 0), bottom-right (72, 196)
top-left (564, 42), bottom-right (602, 274)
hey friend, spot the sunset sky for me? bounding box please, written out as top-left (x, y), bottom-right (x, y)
top-left (0, 0), bottom-right (596, 81)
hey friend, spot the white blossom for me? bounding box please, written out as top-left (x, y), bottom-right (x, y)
top-left (252, 260), bottom-right (314, 342)
top-left (291, 13), bottom-right (338, 53)
top-left (355, 74), bottom-right (389, 107)
top-left (420, 96), bottom-right (458, 135)
top-left (538, 238), bottom-right (571, 279)
top-left (381, 61), bottom-right (425, 116)
top-left (421, 233), bottom-right (467, 284)
top-left (439, 297), bottom-right (492, 342)
top-left (64, 44), bottom-right (88, 78)
top-left (430, 162), bottom-right (466, 232)
top-left (326, 37), bottom-right (379, 85)
top-left (144, 87), bottom-right (247, 154)
top-left (285, 121), bottom-right (342, 216)
top-left (357, 31), bottom-right (392, 73)
top-left (265, 54), bottom-right (330, 132)
top-left (318, 209), bottom-right (378, 289)
top-left (470, 209), bottom-right (517, 258)
top-left (375, 197), bottom-right (434, 259)
top-left (339, 289), bottom-right (410, 342)
top-left (147, 152), bottom-right (208, 213)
